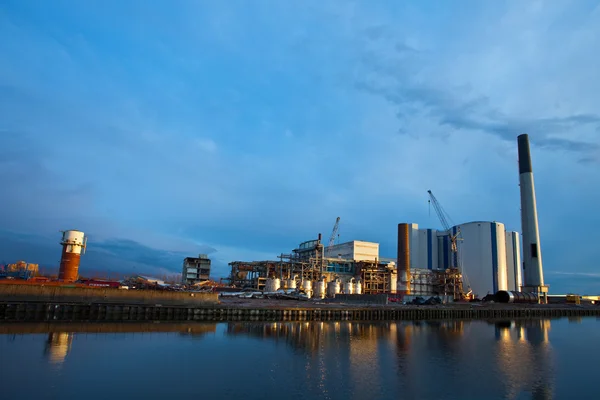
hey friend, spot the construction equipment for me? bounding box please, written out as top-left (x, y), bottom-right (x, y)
top-left (328, 217), bottom-right (341, 248)
top-left (427, 190), bottom-right (473, 300)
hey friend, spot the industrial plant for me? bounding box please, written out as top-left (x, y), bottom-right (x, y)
top-left (0, 134), bottom-right (564, 306)
top-left (221, 134), bottom-right (551, 304)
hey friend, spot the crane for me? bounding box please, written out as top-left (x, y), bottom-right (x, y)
top-left (427, 190), bottom-right (473, 300)
top-left (427, 190), bottom-right (460, 267)
top-left (328, 217), bottom-right (341, 248)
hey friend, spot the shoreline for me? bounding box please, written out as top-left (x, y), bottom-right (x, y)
top-left (2, 299), bottom-right (599, 322)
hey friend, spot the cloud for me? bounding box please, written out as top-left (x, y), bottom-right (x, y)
top-left (194, 138), bottom-right (217, 153)
top-left (356, 73), bottom-right (600, 161)
top-left (1, 1), bottom-right (599, 291)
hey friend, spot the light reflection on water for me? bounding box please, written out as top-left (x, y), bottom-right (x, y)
top-left (0, 318), bottom-right (598, 400)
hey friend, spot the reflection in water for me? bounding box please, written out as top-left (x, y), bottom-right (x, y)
top-left (227, 319), bottom-right (555, 400)
top-left (0, 319), bottom-right (566, 400)
top-left (44, 332), bottom-right (74, 366)
top-left (494, 320), bottom-right (553, 400)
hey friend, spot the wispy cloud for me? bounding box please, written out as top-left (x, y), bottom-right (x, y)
top-left (0, 1), bottom-right (599, 290)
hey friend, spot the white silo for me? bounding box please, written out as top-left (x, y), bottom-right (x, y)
top-left (455, 221), bottom-right (508, 298)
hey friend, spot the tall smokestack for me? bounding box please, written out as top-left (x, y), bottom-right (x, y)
top-left (58, 230), bottom-right (87, 282)
top-left (397, 223), bottom-right (411, 296)
top-left (517, 134), bottom-right (548, 299)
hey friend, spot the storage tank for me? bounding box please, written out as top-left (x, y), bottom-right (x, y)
top-left (344, 278), bottom-right (355, 294)
top-left (287, 277), bottom-right (297, 290)
top-left (389, 272), bottom-right (397, 294)
top-left (315, 278), bottom-right (326, 299)
top-left (454, 221), bottom-right (508, 298)
top-left (354, 280), bottom-right (362, 295)
top-left (495, 290), bottom-right (538, 304)
top-left (327, 278), bottom-right (341, 298)
top-left (58, 230), bottom-right (87, 282)
top-left (302, 280), bottom-right (313, 298)
top-left (265, 278), bottom-right (281, 292)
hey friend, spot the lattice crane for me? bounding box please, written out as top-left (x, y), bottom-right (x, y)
top-left (428, 190), bottom-right (472, 299)
top-left (427, 190), bottom-right (460, 267)
top-left (328, 217), bottom-right (341, 248)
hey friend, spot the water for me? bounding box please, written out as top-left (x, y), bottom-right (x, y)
top-left (1, 318), bottom-right (599, 400)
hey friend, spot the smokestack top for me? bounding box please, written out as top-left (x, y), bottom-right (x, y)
top-left (517, 134), bottom-right (533, 174)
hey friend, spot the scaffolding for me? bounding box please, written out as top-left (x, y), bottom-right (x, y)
top-left (410, 268), bottom-right (465, 300)
top-left (224, 236), bottom-right (398, 294)
top-left (356, 261), bottom-right (397, 294)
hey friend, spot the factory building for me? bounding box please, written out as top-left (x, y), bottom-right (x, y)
top-left (397, 222), bottom-right (522, 298)
top-left (456, 221), bottom-right (508, 297)
top-left (324, 240), bottom-right (379, 261)
top-left (505, 231), bottom-right (522, 291)
top-left (182, 254), bottom-right (211, 285)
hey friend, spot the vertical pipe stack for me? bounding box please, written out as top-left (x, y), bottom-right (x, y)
top-left (397, 223), bottom-right (411, 295)
top-left (517, 134), bottom-right (548, 300)
top-left (58, 230), bottom-right (87, 282)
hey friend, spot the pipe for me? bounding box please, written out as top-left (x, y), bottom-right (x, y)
top-left (397, 223), bottom-right (411, 295)
top-left (495, 290), bottom-right (539, 304)
top-left (517, 134), bottom-right (547, 295)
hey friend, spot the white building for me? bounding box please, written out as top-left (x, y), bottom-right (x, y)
top-left (397, 221), bottom-right (522, 299)
top-left (455, 221), bottom-right (508, 297)
top-left (325, 240), bottom-right (379, 261)
top-left (505, 231), bottom-right (522, 291)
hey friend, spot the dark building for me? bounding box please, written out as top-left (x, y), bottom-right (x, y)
top-left (182, 254), bottom-right (211, 285)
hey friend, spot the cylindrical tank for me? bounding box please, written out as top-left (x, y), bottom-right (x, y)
top-left (495, 290), bottom-right (539, 304)
top-left (390, 273), bottom-right (397, 294)
top-left (344, 278), bottom-right (355, 295)
top-left (315, 278), bottom-right (326, 299)
top-left (327, 279), bottom-right (341, 298)
top-left (265, 278), bottom-right (281, 292)
top-left (287, 278), bottom-right (297, 290)
top-left (302, 280), bottom-right (313, 298)
top-left (58, 230), bottom-right (86, 282)
top-left (354, 280), bottom-right (362, 295)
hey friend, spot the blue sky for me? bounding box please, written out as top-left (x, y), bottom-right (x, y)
top-left (1, 0), bottom-right (599, 293)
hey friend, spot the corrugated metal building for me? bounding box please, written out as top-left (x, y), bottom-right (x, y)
top-left (397, 221), bottom-right (521, 299)
top-left (505, 231), bottom-right (522, 291)
top-left (325, 241), bottom-right (379, 261)
top-left (417, 228), bottom-right (439, 270)
top-left (455, 221), bottom-right (508, 297)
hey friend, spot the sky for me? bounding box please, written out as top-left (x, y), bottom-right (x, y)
top-left (1, 0), bottom-right (599, 293)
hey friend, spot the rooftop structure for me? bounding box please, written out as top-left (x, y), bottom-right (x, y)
top-left (325, 240), bottom-right (379, 261)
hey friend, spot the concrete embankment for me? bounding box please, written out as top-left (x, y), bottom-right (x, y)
top-left (1, 286), bottom-right (599, 322)
top-left (0, 283), bottom-right (218, 306)
top-left (1, 300), bottom-right (599, 322)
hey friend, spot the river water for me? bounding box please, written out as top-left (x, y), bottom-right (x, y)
top-left (1, 318), bottom-right (599, 400)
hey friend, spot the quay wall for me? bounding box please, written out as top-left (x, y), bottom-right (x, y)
top-left (1, 301), bottom-right (600, 323)
top-left (333, 294), bottom-right (390, 305)
top-left (0, 284), bottom-right (218, 306)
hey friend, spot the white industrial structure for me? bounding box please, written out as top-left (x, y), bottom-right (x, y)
top-left (325, 240), bottom-right (379, 261)
top-left (455, 221), bottom-right (508, 297)
top-left (396, 221), bottom-right (522, 298)
top-left (517, 133), bottom-right (548, 299)
top-left (505, 231), bottom-right (522, 291)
